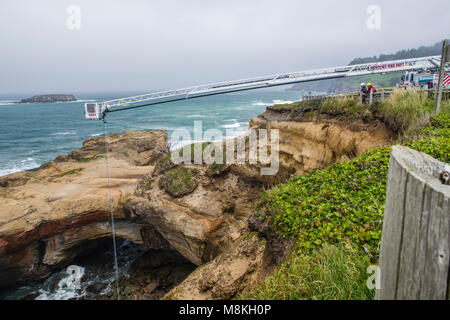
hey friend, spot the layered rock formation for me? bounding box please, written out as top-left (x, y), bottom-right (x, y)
top-left (0, 130), bottom-right (168, 288)
top-left (159, 108), bottom-right (396, 299)
top-left (0, 106), bottom-right (396, 298)
top-left (250, 107), bottom-right (396, 177)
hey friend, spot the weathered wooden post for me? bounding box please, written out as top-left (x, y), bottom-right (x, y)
top-left (435, 39), bottom-right (449, 114)
top-left (376, 146), bottom-right (450, 300)
top-left (369, 90), bottom-right (373, 105)
top-left (381, 89), bottom-right (385, 102)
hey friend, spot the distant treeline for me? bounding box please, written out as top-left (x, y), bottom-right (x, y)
top-left (348, 41), bottom-right (442, 65)
top-left (290, 41), bottom-right (443, 93)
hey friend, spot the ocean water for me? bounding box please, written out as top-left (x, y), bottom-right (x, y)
top-left (0, 240), bottom-right (146, 300)
top-left (0, 89), bottom-right (300, 176)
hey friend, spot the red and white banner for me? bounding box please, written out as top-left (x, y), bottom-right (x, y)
top-left (443, 75), bottom-right (450, 86)
top-left (434, 73), bottom-right (450, 88)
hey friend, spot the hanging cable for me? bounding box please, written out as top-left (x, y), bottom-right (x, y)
top-left (103, 119), bottom-right (121, 300)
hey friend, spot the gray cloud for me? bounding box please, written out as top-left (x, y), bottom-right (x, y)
top-left (1, 0), bottom-right (449, 94)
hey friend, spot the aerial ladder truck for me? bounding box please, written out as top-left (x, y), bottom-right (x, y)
top-left (84, 55), bottom-right (449, 120)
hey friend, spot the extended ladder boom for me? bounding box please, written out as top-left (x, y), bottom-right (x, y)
top-left (84, 55), bottom-right (446, 119)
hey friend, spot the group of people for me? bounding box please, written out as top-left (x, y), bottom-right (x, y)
top-left (360, 82), bottom-right (376, 104)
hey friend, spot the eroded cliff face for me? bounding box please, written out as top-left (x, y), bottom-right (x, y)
top-left (126, 168), bottom-right (263, 266)
top-left (250, 108), bottom-right (396, 177)
top-left (161, 110), bottom-right (397, 300)
top-left (0, 130), bottom-right (168, 288)
top-left (0, 107), bottom-right (396, 297)
top-left (164, 233), bottom-right (270, 300)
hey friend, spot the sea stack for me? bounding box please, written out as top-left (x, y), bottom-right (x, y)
top-left (20, 94), bottom-right (77, 103)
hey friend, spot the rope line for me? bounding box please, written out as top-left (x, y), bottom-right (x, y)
top-left (103, 120), bottom-right (121, 300)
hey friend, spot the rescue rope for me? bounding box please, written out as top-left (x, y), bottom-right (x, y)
top-left (103, 119), bottom-right (121, 300)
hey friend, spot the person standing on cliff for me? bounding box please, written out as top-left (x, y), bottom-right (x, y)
top-left (360, 83), bottom-right (368, 103)
top-left (367, 83), bottom-right (376, 95)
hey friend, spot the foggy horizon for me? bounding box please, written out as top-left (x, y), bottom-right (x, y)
top-left (1, 0), bottom-right (449, 96)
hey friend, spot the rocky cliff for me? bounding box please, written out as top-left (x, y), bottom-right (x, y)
top-left (0, 130), bottom-right (167, 287)
top-left (0, 106), bottom-right (396, 298)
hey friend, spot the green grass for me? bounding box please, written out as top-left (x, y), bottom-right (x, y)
top-left (172, 142), bottom-right (212, 163)
top-left (159, 167), bottom-right (198, 197)
top-left (154, 154), bottom-right (175, 174)
top-left (271, 89), bottom-right (450, 135)
top-left (318, 96), bottom-right (365, 114)
top-left (52, 168), bottom-right (83, 178)
top-left (241, 244), bottom-right (374, 300)
top-left (24, 172), bottom-right (37, 179)
top-left (207, 163), bottom-right (227, 176)
top-left (155, 142), bottom-right (216, 174)
top-left (76, 154), bottom-right (103, 163)
top-left (379, 89), bottom-right (450, 133)
top-left (242, 232), bottom-right (258, 241)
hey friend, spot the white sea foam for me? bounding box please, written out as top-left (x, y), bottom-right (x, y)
top-left (251, 99), bottom-right (296, 107)
top-left (186, 114), bottom-right (206, 118)
top-left (51, 131), bottom-right (76, 136)
top-left (0, 101), bottom-right (16, 106)
top-left (251, 100), bottom-right (272, 106)
top-left (36, 265), bottom-right (86, 300)
top-left (220, 123), bottom-right (240, 129)
top-left (73, 99), bottom-right (96, 103)
top-left (90, 133), bottom-right (103, 137)
top-left (0, 158), bottom-right (40, 177)
top-left (272, 99), bottom-right (295, 105)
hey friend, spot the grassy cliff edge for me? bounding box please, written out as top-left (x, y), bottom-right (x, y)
top-left (242, 92), bottom-right (450, 300)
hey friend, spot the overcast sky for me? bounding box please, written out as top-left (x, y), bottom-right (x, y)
top-left (1, 0), bottom-right (449, 95)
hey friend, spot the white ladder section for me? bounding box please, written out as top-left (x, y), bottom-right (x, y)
top-left (84, 55), bottom-right (446, 119)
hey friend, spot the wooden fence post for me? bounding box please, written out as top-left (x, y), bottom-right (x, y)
top-left (435, 39), bottom-right (449, 113)
top-left (376, 146), bottom-right (450, 300)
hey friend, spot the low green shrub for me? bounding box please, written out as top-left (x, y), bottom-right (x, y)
top-left (256, 112), bottom-right (449, 261)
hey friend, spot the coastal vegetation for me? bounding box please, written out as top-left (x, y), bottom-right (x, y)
top-left (52, 168), bottom-right (83, 178)
top-left (243, 93), bottom-right (449, 300)
top-left (159, 167), bottom-right (198, 197)
top-left (241, 244), bottom-right (374, 300)
top-left (272, 88), bottom-right (450, 133)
